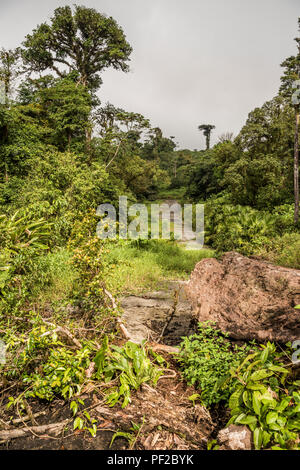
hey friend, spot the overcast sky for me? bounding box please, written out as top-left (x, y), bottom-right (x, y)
top-left (0, 0), bottom-right (299, 149)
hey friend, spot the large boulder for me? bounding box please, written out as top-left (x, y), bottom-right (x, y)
top-left (185, 252), bottom-right (300, 343)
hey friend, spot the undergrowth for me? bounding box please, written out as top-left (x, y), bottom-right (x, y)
top-left (177, 322), bottom-right (300, 450)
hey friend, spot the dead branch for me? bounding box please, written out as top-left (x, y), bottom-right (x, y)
top-left (0, 419), bottom-right (70, 441)
top-left (41, 320), bottom-right (82, 349)
top-left (103, 288), bottom-right (132, 341)
top-left (8, 411), bottom-right (47, 426)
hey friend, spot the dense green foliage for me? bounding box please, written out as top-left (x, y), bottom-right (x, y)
top-left (227, 342), bottom-right (300, 450)
top-left (0, 5), bottom-right (299, 450)
top-left (177, 323), bottom-right (252, 406)
top-left (94, 337), bottom-right (165, 408)
top-left (178, 324), bottom-right (300, 450)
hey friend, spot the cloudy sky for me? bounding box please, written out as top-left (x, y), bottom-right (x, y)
top-left (0, 0), bottom-right (299, 149)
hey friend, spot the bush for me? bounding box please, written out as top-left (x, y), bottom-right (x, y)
top-left (204, 199), bottom-right (297, 256)
top-left (257, 232), bottom-right (300, 269)
top-left (94, 337), bottom-right (165, 408)
top-left (0, 211), bottom-right (52, 312)
top-left (227, 342), bottom-right (300, 450)
top-left (176, 322), bottom-right (253, 406)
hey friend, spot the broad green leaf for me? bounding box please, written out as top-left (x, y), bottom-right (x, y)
top-left (250, 369), bottom-right (273, 381)
top-left (276, 396), bottom-right (291, 412)
top-left (253, 427), bottom-right (263, 450)
top-left (229, 388), bottom-right (243, 410)
top-left (260, 348), bottom-right (269, 364)
top-left (252, 391), bottom-right (262, 415)
top-left (236, 414), bottom-right (257, 426)
top-left (262, 431), bottom-right (271, 447)
top-left (266, 411), bottom-right (278, 425)
top-left (268, 365), bottom-right (289, 374)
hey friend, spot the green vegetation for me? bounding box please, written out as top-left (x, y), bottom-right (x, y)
top-left (227, 342), bottom-right (300, 450)
top-left (105, 240), bottom-right (214, 294)
top-left (177, 322), bottom-right (253, 406)
top-left (94, 337), bottom-right (165, 408)
top-left (177, 323), bottom-right (300, 450)
top-left (0, 4), bottom-right (299, 451)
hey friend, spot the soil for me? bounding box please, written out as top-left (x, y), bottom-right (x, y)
top-left (0, 351), bottom-right (228, 451)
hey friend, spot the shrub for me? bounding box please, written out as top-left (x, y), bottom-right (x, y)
top-left (227, 342), bottom-right (300, 450)
top-left (257, 232), bottom-right (300, 269)
top-left (94, 337), bottom-right (165, 408)
top-left (204, 202), bottom-right (276, 255)
top-left (176, 322), bottom-right (253, 406)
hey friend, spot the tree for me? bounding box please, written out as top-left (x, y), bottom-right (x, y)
top-left (224, 96), bottom-right (294, 208)
top-left (198, 124), bottom-right (215, 150)
top-left (0, 48), bottom-right (21, 106)
top-left (38, 75), bottom-right (92, 152)
top-left (280, 18), bottom-right (300, 224)
top-left (218, 132), bottom-right (234, 143)
top-left (21, 5), bottom-right (132, 91)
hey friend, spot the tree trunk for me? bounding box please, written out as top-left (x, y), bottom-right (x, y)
top-left (294, 107), bottom-right (299, 224)
top-left (206, 134), bottom-right (210, 150)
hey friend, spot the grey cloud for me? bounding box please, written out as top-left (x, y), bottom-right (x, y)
top-left (0, 0), bottom-right (299, 148)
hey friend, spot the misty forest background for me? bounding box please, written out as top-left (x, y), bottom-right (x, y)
top-left (0, 5), bottom-right (300, 451)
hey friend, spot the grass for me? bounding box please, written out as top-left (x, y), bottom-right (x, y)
top-left (25, 238), bottom-right (214, 306)
top-left (105, 239), bottom-right (215, 294)
top-left (30, 248), bottom-right (78, 305)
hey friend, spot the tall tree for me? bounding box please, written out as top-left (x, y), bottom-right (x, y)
top-left (21, 5), bottom-right (132, 91)
top-left (198, 124), bottom-right (215, 150)
top-left (280, 18), bottom-right (300, 224)
top-left (0, 48), bottom-right (21, 106)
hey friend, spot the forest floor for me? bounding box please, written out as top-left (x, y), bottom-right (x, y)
top-left (0, 201), bottom-right (224, 451)
top-left (1, 278), bottom-right (230, 450)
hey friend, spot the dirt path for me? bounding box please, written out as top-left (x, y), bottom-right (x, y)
top-left (159, 199), bottom-right (204, 250)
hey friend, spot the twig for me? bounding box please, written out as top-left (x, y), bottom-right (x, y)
top-left (0, 419), bottom-right (70, 441)
top-left (103, 289), bottom-right (132, 341)
top-left (41, 320), bottom-right (82, 349)
top-left (8, 411), bottom-right (46, 426)
top-left (157, 369), bottom-right (177, 381)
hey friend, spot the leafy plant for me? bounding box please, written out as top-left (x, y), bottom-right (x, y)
top-left (94, 337), bottom-right (165, 408)
top-left (22, 344), bottom-right (92, 401)
top-left (176, 322), bottom-right (253, 406)
top-left (3, 321), bottom-right (94, 401)
top-left (204, 202), bottom-right (277, 255)
top-left (227, 342), bottom-right (300, 450)
top-left (71, 400), bottom-right (98, 438)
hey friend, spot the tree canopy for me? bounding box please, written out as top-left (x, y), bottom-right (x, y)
top-left (21, 5), bottom-right (132, 90)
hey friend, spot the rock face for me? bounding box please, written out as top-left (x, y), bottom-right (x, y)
top-left (120, 281), bottom-right (194, 344)
top-left (217, 425), bottom-right (252, 450)
top-left (185, 252), bottom-right (300, 343)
